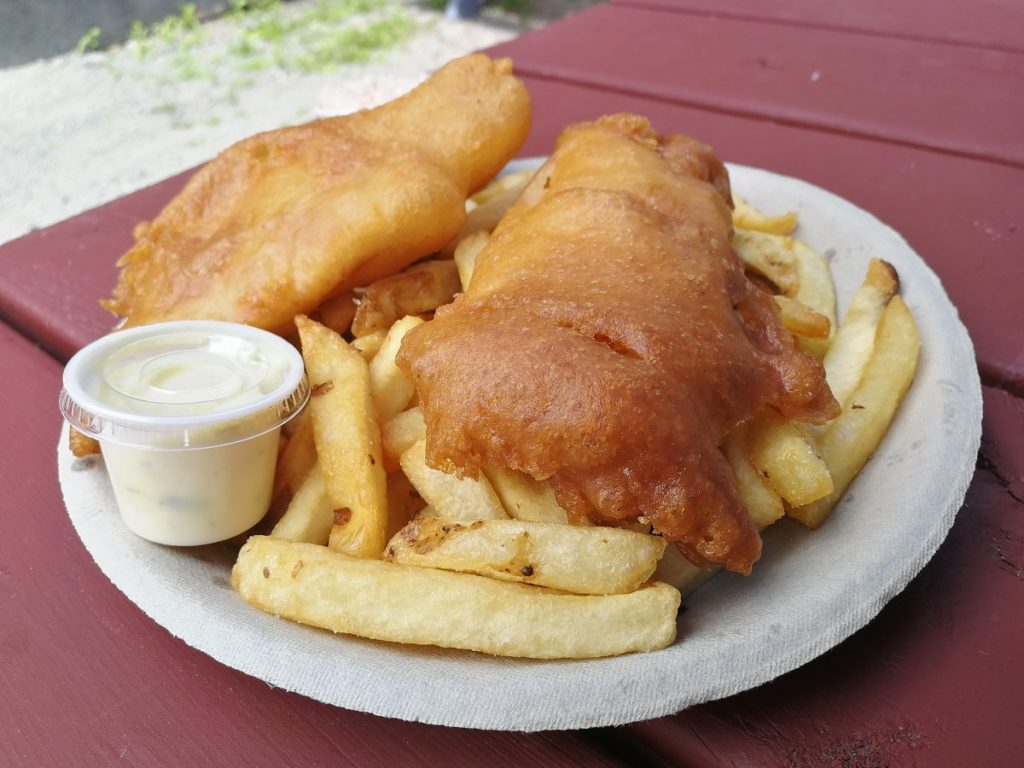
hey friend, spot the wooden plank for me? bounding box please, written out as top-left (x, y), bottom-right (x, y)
top-left (0, 78), bottom-right (1020, 393)
top-left (0, 323), bottom-right (631, 767)
top-left (0, 169), bottom-right (193, 361)
top-left (612, 0), bottom-right (1024, 53)
top-left (490, 4), bottom-right (1024, 166)
top-left (623, 386), bottom-right (1024, 766)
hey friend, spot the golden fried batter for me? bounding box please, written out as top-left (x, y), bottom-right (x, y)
top-left (398, 115), bottom-right (838, 574)
top-left (102, 54), bottom-right (531, 333)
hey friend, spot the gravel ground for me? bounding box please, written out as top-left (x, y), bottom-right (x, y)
top-left (0, 1), bottom-right (590, 246)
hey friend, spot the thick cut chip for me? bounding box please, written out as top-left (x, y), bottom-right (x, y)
top-left (233, 536), bottom-right (681, 659)
top-left (774, 295), bottom-right (831, 340)
top-left (731, 192), bottom-right (798, 235)
top-left (271, 464), bottom-right (333, 545)
top-left (351, 261), bottom-right (460, 337)
top-left (482, 465), bottom-right (569, 524)
top-left (381, 407), bottom-right (427, 472)
top-left (654, 547), bottom-right (718, 598)
top-left (790, 295), bottom-right (920, 528)
top-left (311, 290), bottom-right (358, 336)
top-left (722, 424), bottom-right (785, 529)
top-left (369, 316), bottom-right (424, 422)
top-left (790, 239), bottom-right (837, 357)
top-left (386, 517), bottom-right (665, 594)
top-left (351, 330), bottom-right (386, 362)
top-left (295, 315), bottom-right (388, 558)
top-left (471, 169), bottom-right (534, 206)
top-left (732, 229), bottom-right (836, 356)
top-left (271, 406), bottom-right (317, 510)
top-left (400, 439), bottom-right (506, 522)
top-left (453, 231), bottom-right (489, 291)
top-left (823, 259), bottom-right (900, 409)
top-left (69, 427), bottom-right (101, 458)
top-left (443, 181), bottom-right (529, 257)
top-left (733, 229), bottom-right (799, 295)
top-left (747, 410), bottom-right (833, 507)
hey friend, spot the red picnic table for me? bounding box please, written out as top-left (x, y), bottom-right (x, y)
top-left (2, 1), bottom-right (1022, 765)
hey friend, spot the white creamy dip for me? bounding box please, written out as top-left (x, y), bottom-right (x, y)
top-left (60, 321), bottom-right (309, 545)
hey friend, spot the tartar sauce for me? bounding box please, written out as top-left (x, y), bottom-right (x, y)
top-left (60, 321), bottom-right (309, 545)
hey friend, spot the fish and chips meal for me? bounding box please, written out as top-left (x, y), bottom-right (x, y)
top-left (70, 54), bottom-right (921, 659)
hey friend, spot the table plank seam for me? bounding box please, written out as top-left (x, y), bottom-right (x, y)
top-left (609, 0), bottom-right (1024, 55)
top-left (511, 65), bottom-right (1024, 171)
top-left (0, 306), bottom-right (67, 367)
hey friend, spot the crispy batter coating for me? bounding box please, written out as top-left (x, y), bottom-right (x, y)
top-left (102, 54), bottom-right (531, 333)
top-left (398, 115), bottom-right (838, 574)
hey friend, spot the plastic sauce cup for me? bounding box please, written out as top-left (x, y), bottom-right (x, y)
top-left (59, 321), bottom-right (309, 546)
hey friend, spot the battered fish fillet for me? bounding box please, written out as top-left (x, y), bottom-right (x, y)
top-left (397, 115), bottom-right (838, 574)
top-left (102, 54), bottom-right (531, 333)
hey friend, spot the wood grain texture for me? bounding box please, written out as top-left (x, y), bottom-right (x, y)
top-left (0, 323), bottom-right (631, 768)
top-left (491, 4), bottom-right (1024, 166)
top-left (0, 169), bottom-right (193, 362)
top-left (623, 385), bottom-right (1024, 767)
top-left (612, 0), bottom-right (1024, 53)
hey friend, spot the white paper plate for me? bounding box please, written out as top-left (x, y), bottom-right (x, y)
top-left (58, 163), bottom-right (981, 731)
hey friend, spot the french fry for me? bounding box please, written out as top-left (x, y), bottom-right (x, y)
top-left (311, 290), bottom-right (357, 336)
top-left (351, 261), bottom-right (460, 337)
top-left (443, 183), bottom-right (524, 257)
top-left (654, 546), bottom-right (717, 598)
top-left (823, 259), bottom-right (900, 409)
top-left (733, 229), bottom-right (799, 295)
top-left (233, 536), bottom-right (681, 659)
top-left (482, 465), bottom-right (569, 524)
top-left (732, 230), bottom-right (836, 356)
top-left (69, 427), bottom-right (101, 458)
top-left (747, 410), bottom-right (833, 507)
top-left (773, 295), bottom-right (831, 340)
top-left (295, 315), bottom-right (388, 558)
top-left (351, 330), bottom-right (386, 362)
top-left (271, 406), bottom-right (316, 508)
top-left (790, 239), bottom-right (837, 356)
top-left (369, 316), bottom-right (424, 422)
top-left (731, 192), bottom-right (798, 235)
top-left (453, 230), bottom-right (489, 291)
top-left (400, 439), bottom-right (506, 522)
top-left (381, 406), bottom-right (427, 472)
top-left (470, 169), bottom-right (534, 206)
top-left (722, 424), bottom-right (785, 529)
top-left (271, 464), bottom-right (333, 545)
top-left (790, 295), bottom-right (920, 528)
top-left (386, 517), bottom-right (666, 595)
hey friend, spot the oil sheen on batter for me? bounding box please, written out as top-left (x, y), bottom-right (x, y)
top-left (398, 115), bottom-right (838, 574)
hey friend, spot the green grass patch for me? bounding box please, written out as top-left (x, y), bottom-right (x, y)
top-left (75, 26), bottom-right (103, 54)
top-left (81, 0), bottom-right (415, 74)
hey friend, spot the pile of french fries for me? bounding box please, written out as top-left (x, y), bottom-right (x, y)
top-left (231, 171), bottom-right (921, 659)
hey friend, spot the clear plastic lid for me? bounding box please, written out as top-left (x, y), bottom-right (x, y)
top-left (60, 321), bottom-right (309, 449)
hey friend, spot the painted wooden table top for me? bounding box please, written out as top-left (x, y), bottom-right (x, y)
top-left (2, 2), bottom-right (1021, 765)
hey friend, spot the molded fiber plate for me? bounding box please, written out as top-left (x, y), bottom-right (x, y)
top-left (58, 164), bottom-right (981, 731)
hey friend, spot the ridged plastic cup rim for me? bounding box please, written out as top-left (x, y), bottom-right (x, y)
top-left (59, 320), bottom-right (309, 450)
